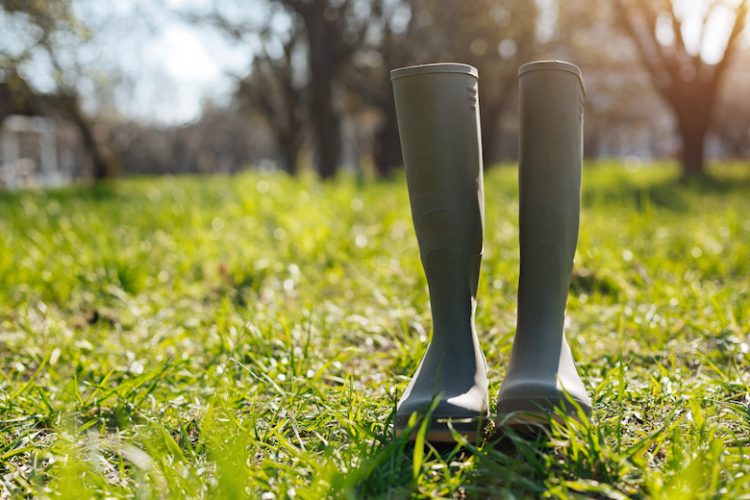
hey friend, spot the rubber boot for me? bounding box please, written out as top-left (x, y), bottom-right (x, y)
top-left (391, 63), bottom-right (489, 442)
top-left (497, 61), bottom-right (592, 427)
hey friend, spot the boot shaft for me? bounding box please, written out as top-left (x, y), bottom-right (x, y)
top-left (518, 61), bottom-right (584, 268)
top-left (516, 61), bottom-right (584, 346)
top-left (391, 64), bottom-right (484, 264)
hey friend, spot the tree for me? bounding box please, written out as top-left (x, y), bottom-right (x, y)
top-left (236, 25), bottom-right (307, 175)
top-left (613, 0), bottom-right (749, 176)
top-left (367, 14), bottom-right (407, 177)
top-left (196, 0), bottom-right (376, 178)
top-left (344, 0), bottom-right (412, 177)
top-left (0, 0), bottom-right (117, 180)
top-left (552, 1), bottom-right (673, 160)
top-left (273, 0), bottom-right (379, 179)
top-left (188, 3), bottom-right (307, 175)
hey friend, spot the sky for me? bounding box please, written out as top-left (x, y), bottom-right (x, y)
top-left (73, 0), bottom-right (257, 123)
top-left (127, 22), bottom-right (248, 122)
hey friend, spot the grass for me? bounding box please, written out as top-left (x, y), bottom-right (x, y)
top-left (0, 161), bottom-right (749, 498)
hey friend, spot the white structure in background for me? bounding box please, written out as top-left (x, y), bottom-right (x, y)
top-left (0, 115), bottom-right (71, 190)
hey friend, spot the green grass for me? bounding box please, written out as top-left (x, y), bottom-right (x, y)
top-left (1, 161), bottom-right (749, 498)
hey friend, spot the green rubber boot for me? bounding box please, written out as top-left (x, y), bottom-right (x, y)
top-left (497, 61), bottom-right (592, 427)
top-left (391, 63), bottom-right (489, 442)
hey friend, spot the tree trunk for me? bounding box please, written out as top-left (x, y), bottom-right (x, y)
top-left (584, 128), bottom-right (601, 159)
top-left (56, 95), bottom-right (113, 181)
top-left (481, 113), bottom-right (501, 167)
top-left (305, 15), bottom-right (341, 180)
top-left (310, 87), bottom-right (340, 179)
top-left (279, 132), bottom-right (301, 175)
top-left (71, 110), bottom-right (111, 181)
top-left (677, 116), bottom-right (708, 177)
top-left (479, 91), bottom-right (511, 168)
top-left (373, 106), bottom-right (401, 177)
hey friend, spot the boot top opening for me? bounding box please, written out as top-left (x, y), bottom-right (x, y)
top-left (391, 63), bottom-right (478, 81)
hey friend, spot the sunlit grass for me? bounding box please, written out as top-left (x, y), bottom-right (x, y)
top-left (1, 161), bottom-right (749, 497)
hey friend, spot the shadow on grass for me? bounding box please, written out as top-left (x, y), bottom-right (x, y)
top-left (330, 417), bottom-right (588, 497)
top-left (0, 181), bottom-right (128, 209)
top-left (582, 170), bottom-right (750, 213)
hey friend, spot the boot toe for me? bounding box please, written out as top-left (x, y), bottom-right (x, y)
top-left (395, 386), bottom-right (489, 442)
top-left (497, 378), bottom-right (591, 420)
top-left (396, 386), bottom-right (489, 422)
top-left (395, 397), bottom-right (489, 443)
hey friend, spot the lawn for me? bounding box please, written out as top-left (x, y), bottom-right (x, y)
top-left (1, 162), bottom-right (749, 498)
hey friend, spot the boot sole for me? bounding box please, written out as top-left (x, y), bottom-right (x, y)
top-left (493, 396), bottom-right (591, 436)
top-left (498, 396), bottom-right (590, 419)
top-left (494, 411), bottom-right (589, 440)
top-left (394, 416), bottom-right (490, 444)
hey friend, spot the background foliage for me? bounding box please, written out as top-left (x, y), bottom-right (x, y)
top-left (1, 0), bottom-right (749, 180)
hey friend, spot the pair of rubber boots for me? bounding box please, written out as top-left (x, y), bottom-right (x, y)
top-left (391, 61), bottom-right (591, 443)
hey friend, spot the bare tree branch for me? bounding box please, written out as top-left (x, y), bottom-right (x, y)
top-left (711, 0), bottom-right (748, 88)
